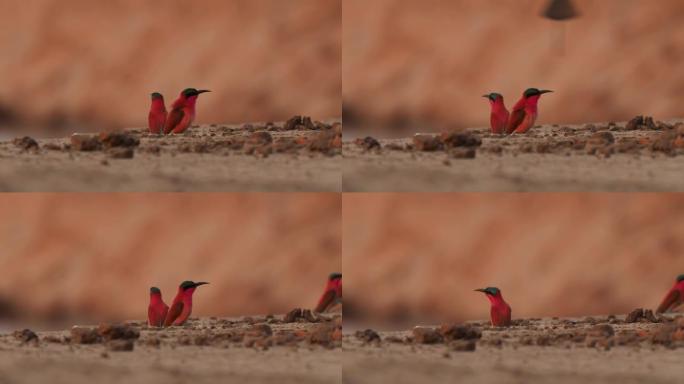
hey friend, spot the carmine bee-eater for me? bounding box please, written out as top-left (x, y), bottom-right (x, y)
top-left (315, 273), bottom-right (342, 313)
top-left (656, 274), bottom-right (684, 314)
top-left (475, 287), bottom-right (512, 327)
top-left (163, 88), bottom-right (210, 135)
top-left (148, 286), bottom-right (169, 327)
top-left (148, 92), bottom-right (167, 134)
top-left (163, 281), bottom-right (209, 327)
top-left (506, 88), bottom-right (553, 134)
top-left (482, 93), bottom-right (510, 134)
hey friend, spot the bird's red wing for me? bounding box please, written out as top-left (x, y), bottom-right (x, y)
top-left (164, 301), bottom-right (184, 326)
top-left (164, 108), bottom-right (185, 134)
top-left (657, 289), bottom-right (681, 313)
top-left (147, 306), bottom-right (156, 326)
top-left (506, 107), bottom-right (526, 134)
top-left (315, 290), bottom-right (336, 313)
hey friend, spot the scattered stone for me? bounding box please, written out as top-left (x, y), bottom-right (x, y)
top-left (439, 324), bottom-right (482, 341)
top-left (284, 308), bottom-right (318, 323)
top-left (626, 308), bottom-right (659, 323)
top-left (284, 116), bottom-right (315, 131)
top-left (440, 131), bottom-right (482, 148)
top-left (99, 131), bottom-right (140, 148)
top-left (246, 324), bottom-right (273, 338)
top-left (625, 116), bottom-right (656, 131)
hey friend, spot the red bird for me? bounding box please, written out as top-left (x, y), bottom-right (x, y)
top-left (148, 92), bottom-right (167, 134)
top-left (147, 286), bottom-right (169, 327)
top-left (315, 273), bottom-right (342, 313)
top-left (656, 274), bottom-right (684, 314)
top-left (163, 281), bottom-right (209, 326)
top-left (475, 287), bottom-right (512, 327)
top-left (482, 93), bottom-right (510, 134)
top-left (506, 88), bottom-right (553, 134)
top-left (163, 88), bottom-right (210, 135)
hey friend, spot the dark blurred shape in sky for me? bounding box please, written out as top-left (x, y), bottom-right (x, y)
top-left (543, 0), bottom-right (579, 20)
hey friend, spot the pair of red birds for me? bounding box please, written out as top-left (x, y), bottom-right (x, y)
top-left (148, 88), bottom-right (210, 135)
top-left (476, 274), bottom-right (684, 327)
top-left (147, 273), bottom-right (343, 327)
top-left (148, 280), bottom-right (209, 327)
top-left (483, 88), bottom-right (553, 135)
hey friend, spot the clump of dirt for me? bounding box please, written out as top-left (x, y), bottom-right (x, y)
top-left (354, 137), bottom-right (381, 151)
top-left (70, 326), bottom-right (101, 344)
top-left (439, 324), bottom-right (482, 341)
top-left (413, 135), bottom-right (443, 152)
top-left (354, 329), bottom-right (381, 343)
top-left (284, 115), bottom-right (316, 131)
top-left (12, 136), bottom-right (39, 151)
top-left (625, 308), bottom-right (660, 323)
top-left (97, 323), bottom-right (140, 341)
top-left (412, 327), bottom-right (444, 344)
top-left (70, 134), bottom-right (102, 151)
top-left (13, 329), bottom-right (38, 344)
top-left (625, 115), bottom-right (657, 131)
top-left (99, 131), bottom-right (140, 149)
top-left (440, 131), bottom-right (482, 148)
top-left (283, 308), bottom-right (319, 323)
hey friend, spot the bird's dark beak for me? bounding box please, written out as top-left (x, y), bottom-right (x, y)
top-left (193, 282), bottom-right (209, 287)
top-left (474, 288), bottom-right (486, 293)
top-left (540, 90), bottom-right (553, 94)
top-left (197, 90), bottom-right (211, 94)
top-left (482, 95), bottom-right (490, 99)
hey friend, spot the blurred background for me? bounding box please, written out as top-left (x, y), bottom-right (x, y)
top-left (0, 0), bottom-right (341, 137)
top-left (343, 193), bottom-right (684, 328)
top-left (343, 0), bottom-right (684, 136)
top-left (0, 193), bottom-right (341, 329)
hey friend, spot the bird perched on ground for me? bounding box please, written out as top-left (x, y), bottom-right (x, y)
top-left (163, 281), bottom-right (209, 326)
top-left (148, 92), bottom-right (167, 134)
top-left (475, 287), bottom-right (512, 327)
top-left (315, 273), bottom-right (342, 313)
top-left (482, 93), bottom-right (510, 134)
top-left (163, 88), bottom-right (211, 135)
top-left (656, 274), bottom-right (684, 314)
top-left (506, 88), bottom-right (553, 134)
top-left (147, 286), bottom-right (169, 327)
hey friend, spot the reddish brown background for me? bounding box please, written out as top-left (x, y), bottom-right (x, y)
top-left (343, 194), bottom-right (684, 324)
top-left (0, 0), bottom-right (341, 135)
top-left (0, 194), bottom-right (341, 325)
top-left (343, 0), bottom-right (684, 134)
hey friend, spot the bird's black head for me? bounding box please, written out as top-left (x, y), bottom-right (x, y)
top-left (524, 88), bottom-right (553, 98)
top-left (150, 92), bottom-right (163, 100)
top-left (180, 280), bottom-right (209, 290)
top-left (329, 272), bottom-right (342, 281)
top-left (182, 88), bottom-right (211, 97)
top-left (475, 287), bottom-right (500, 296)
top-left (482, 93), bottom-right (503, 101)
top-left (677, 274), bottom-right (684, 283)
top-left (150, 287), bottom-right (161, 294)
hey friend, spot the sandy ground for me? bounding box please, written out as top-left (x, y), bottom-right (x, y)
top-left (0, 118), bottom-right (341, 192)
top-left (343, 118), bottom-right (684, 192)
top-left (343, 312), bottom-right (684, 384)
top-left (0, 312), bottom-right (341, 384)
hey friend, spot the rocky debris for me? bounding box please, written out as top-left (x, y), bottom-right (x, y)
top-left (97, 323), bottom-right (140, 341)
top-left (651, 124), bottom-right (684, 155)
top-left (439, 324), bottom-right (482, 341)
top-left (99, 131), bottom-right (140, 149)
top-left (108, 147), bottom-right (134, 159)
top-left (13, 136), bottom-right (39, 151)
top-left (71, 326), bottom-right (100, 344)
top-left (308, 322), bottom-right (340, 347)
top-left (413, 135), bottom-right (443, 151)
top-left (412, 327), bottom-right (443, 344)
top-left (308, 127), bottom-right (342, 154)
top-left (355, 329), bottom-right (381, 343)
top-left (625, 308), bottom-right (660, 323)
top-left (283, 308), bottom-right (319, 323)
top-left (246, 131), bottom-right (273, 146)
top-left (71, 134), bottom-right (102, 151)
top-left (587, 324), bottom-right (615, 338)
top-left (650, 319), bottom-right (684, 347)
top-left (354, 136), bottom-right (381, 151)
top-left (13, 329), bottom-right (38, 344)
top-left (625, 116), bottom-right (657, 131)
top-left (440, 131), bottom-right (482, 148)
top-left (246, 324), bottom-right (273, 338)
top-left (449, 340), bottom-right (476, 352)
top-left (107, 339), bottom-right (134, 352)
top-left (284, 115), bottom-right (316, 131)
